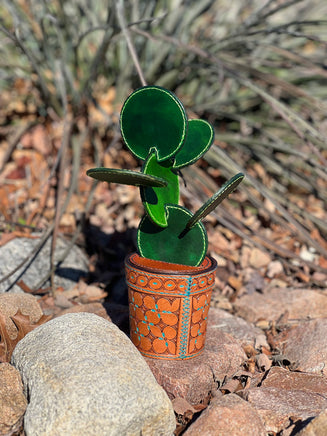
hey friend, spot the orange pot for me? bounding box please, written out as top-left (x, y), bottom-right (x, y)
top-left (125, 253), bottom-right (217, 360)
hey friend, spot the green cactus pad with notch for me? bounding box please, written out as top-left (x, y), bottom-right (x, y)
top-left (120, 86), bottom-right (187, 162)
top-left (86, 167), bottom-right (167, 187)
top-left (173, 119), bottom-right (214, 169)
top-left (137, 205), bottom-right (208, 266)
top-left (186, 173), bottom-right (244, 229)
top-left (141, 151), bottom-right (179, 227)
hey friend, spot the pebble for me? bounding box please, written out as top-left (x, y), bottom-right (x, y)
top-left (11, 313), bottom-right (175, 436)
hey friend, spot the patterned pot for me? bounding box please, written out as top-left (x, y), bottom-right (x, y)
top-left (125, 253), bottom-right (217, 360)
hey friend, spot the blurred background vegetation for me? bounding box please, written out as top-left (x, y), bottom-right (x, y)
top-left (1, 0), bottom-right (327, 287)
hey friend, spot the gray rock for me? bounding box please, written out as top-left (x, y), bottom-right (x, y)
top-left (0, 236), bottom-right (88, 293)
top-left (11, 313), bottom-right (175, 436)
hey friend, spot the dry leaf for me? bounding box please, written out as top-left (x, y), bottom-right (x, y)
top-left (0, 310), bottom-right (51, 362)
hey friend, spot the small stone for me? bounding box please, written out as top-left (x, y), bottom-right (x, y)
top-left (184, 393), bottom-right (266, 436)
top-left (234, 288), bottom-right (327, 323)
top-left (279, 319), bottom-right (327, 376)
top-left (245, 387), bottom-right (327, 434)
top-left (267, 261), bottom-right (284, 278)
top-left (146, 313), bottom-right (246, 405)
top-left (249, 248), bottom-right (271, 269)
top-left (12, 313), bottom-right (175, 436)
top-left (0, 362), bottom-right (27, 435)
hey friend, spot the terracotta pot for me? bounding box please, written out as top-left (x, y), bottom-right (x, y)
top-left (125, 253), bottom-right (217, 360)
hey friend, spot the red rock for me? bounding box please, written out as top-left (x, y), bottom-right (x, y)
top-left (279, 319), bottom-right (327, 376)
top-left (184, 393), bottom-right (266, 436)
top-left (234, 288), bottom-right (327, 323)
top-left (297, 409), bottom-right (327, 435)
top-left (208, 307), bottom-right (268, 348)
top-left (262, 367), bottom-right (327, 394)
top-left (0, 363), bottom-right (27, 435)
top-left (245, 387), bottom-right (327, 434)
top-left (146, 327), bottom-right (246, 405)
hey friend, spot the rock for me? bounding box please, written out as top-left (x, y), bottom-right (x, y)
top-left (245, 387), bottom-right (327, 434)
top-left (184, 393), bottom-right (266, 436)
top-left (0, 362), bottom-right (27, 436)
top-left (208, 307), bottom-right (268, 348)
top-left (279, 319), bottom-right (327, 376)
top-left (0, 293), bottom-right (43, 337)
top-left (234, 288), bottom-right (327, 323)
top-left (249, 248), bottom-right (271, 269)
top-left (146, 315), bottom-right (247, 405)
top-left (11, 313), bottom-right (175, 436)
top-left (55, 302), bottom-right (111, 322)
top-left (267, 260), bottom-right (284, 278)
top-left (0, 236), bottom-right (88, 293)
top-left (297, 409), bottom-right (327, 436)
top-left (262, 367), bottom-right (327, 394)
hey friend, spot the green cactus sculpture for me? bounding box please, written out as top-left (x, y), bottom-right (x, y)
top-left (87, 86), bottom-right (244, 266)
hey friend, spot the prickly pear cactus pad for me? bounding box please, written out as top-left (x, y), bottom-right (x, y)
top-left (87, 85), bottom-right (244, 266)
top-left (120, 86), bottom-right (187, 162)
top-left (173, 119), bottom-right (214, 169)
top-left (86, 167), bottom-right (168, 187)
top-left (141, 151), bottom-right (179, 227)
top-left (137, 205), bottom-right (208, 266)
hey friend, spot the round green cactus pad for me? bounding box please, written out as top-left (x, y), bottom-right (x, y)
top-left (173, 119), bottom-right (214, 169)
top-left (137, 205), bottom-right (208, 266)
top-left (86, 167), bottom-right (167, 187)
top-left (141, 151), bottom-right (179, 227)
top-left (120, 86), bottom-right (187, 162)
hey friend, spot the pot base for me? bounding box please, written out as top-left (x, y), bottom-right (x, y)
top-left (125, 253), bottom-right (217, 360)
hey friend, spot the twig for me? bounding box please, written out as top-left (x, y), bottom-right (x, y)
top-left (116, 0), bottom-right (147, 87)
top-left (0, 121), bottom-right (38, 173)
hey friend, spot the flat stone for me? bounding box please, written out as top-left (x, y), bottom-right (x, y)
top-left (184, 393), bottom-right (266, 436)
top-left (297, 409), bottom-right (327, 436)
top-left (0, 362), bottom-right (27, 435)
top-left (279, 319), bottom-right (327, 376)
top-left (262, 367), bottom-right (327, 394)
top-left (208, 307), bottom-right (267, 348)
top-left (234, 288), bottom-right (327, 323)
top-left (11, 313), bottom-right (175, 436)
top-left (146, 317), bottom-right (246, 405)
top-left (0, 236), bottom-right (88, 293)
top-left (245, 387), bottom-right (327, 434)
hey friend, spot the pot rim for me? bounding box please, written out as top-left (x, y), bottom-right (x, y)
top-left (125, 253), bottom-right (217, 276)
